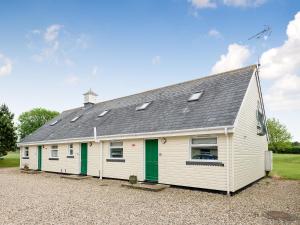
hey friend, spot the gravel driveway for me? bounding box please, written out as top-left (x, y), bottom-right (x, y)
top-left (0, 168), bottom-right (299, 225)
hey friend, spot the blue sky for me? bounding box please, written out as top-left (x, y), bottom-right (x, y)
top-left (0, 0), bottom-right (299, 140)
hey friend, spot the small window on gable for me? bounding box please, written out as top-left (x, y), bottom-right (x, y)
top-left (24, 147), bottom-right (29, 157)
top-left (50, 119), bottom-right (61, 126)
top-left (188, 92), bottom-right (203, 102)
top-left (71, 115), bottom-right (81, 122)
top-left (98, 110), bottom-right (109, 117)
top-left (136, 102), bottom-right (151, 111)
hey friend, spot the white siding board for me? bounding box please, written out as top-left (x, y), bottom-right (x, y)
top-left (20, 146), bottom-right (38, 170)
top-left (232, 74), bottom-right (268, 191)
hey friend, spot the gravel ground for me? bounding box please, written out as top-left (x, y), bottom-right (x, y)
top-left (0, 168), bottom-right (299, 225)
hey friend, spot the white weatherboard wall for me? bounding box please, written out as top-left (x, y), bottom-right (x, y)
top-left (232, 74), bottom-right (268, 191)
top-left (87, 142), bottom-right (101, 176)
top-left (159, 135), bottom-right (231, 191)
top-left (20, 146), bottom-right (38, 170)
top-left (101, 139), bottom-right (144, 181)
top-left (42, 143), bottom-right (80, 174)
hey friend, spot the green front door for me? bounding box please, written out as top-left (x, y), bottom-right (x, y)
top-left (145, 139), bottom-right (158, 182)
top-left (80, 143), bottom-right (88, 175)
top-left (38, 146), bottom-right (42, 171)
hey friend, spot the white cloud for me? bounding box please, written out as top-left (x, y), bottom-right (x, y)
top-left (44, 24), bottom-right (63, 43)
top-left (152, 56), bottom-right (161, 65)
top-left (260, 12), bottom-right (300, 111)
top-left (223, 0), bottom-right (267, 7)
top-left (189, 0), bottom-right (216, 8)
top-left (211, 43), bottom-right (251, 73)
top-left (260, 12), bottom-right (300, 80)
top-left (92, 66), bottom-right (98, 76)
top-left (208, 29), bottom-right (222, 38)
top-left (27, 24), bottom-right (89, 66)
top-left (65, 75), bottom-right (80, 85)
top-left (0, 53), bottom-right (12, 77)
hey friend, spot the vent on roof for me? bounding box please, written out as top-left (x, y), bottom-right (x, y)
top-left (71, 115), bottom-right (82, 122)
top-left (98, 110), bottom-right (109, 117)
top-left (136, 102), bottom-right (151, 111)
top-left (50, 119), bottom-right (61, 126)
top-left (188, 92), bottom-right (203, 102)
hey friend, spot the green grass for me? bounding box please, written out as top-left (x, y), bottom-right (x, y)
top-left (0, 151), bottom-right (20, 168)
top-left (271, 154), bottom-right (300, 180)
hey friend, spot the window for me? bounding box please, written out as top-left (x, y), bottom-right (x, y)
top-left (51, 145), bottom-right (59, 158)
top-left (190, 137), bottom-right (218, 160)
top-left (24, 147), bottom-right (29, 157)
top-left (68, 144), bottom-right (74, 156)
top-left (71, 115), bottom-right (81, 122)
top-left (188, 92), bottom-right (203, 102)
top-left (257, 101), bottom-right (266, 136)
top-left (98, 110), bottom-right (109, 117)
top-left (110, 141), bottom-right (123, 158)
top-left (136, 102), bottom-right (151, 111)
top-left (50, 119), bottom-right (60, 126)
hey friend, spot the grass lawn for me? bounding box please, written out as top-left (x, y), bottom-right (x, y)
top-left (271, 153), bottom-right (300, 180)
top-left (0, 151), bottom-right (20, 168)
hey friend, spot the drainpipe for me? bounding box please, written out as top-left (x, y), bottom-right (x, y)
top-left (225, 127), bottom-right (230, 196)
top-left (94, 127), bottom-right (103, 180)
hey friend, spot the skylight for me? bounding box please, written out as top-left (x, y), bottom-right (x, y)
top-left (188, 92), bottom-right (203, 102)
top-left (50, 119), bottom-right (61, 126)
top-left (71, 115), bottom-right (82, 122)
top-left (136, 102), bottom-right (151, 111)
top-left (98, 110), bottom-right (109, 117)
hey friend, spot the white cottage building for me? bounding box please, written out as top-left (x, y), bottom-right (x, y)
top-left (18, 65), bottom-right (269, 194)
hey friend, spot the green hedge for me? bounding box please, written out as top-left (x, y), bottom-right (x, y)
top-left (269, 146), bottom-right (300, 154)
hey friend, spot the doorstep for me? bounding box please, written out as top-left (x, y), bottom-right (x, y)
top-left (20, 169), bottom-right (43, 174)
top-left (60, 174), bottom-right (93, 180)
top-left (121, 182), bottom-right (170, 192)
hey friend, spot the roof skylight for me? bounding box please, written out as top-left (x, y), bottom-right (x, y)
top-left (50, 119), bottom-right (61, 126)
top-left (136, 102), bottom-right (152, 111)
top-left (98, 110), bottom-right (109, 117)
top-left (71, 115), bottom-right (82, 122)
top-left (188, 92), bottom-right (203, 102)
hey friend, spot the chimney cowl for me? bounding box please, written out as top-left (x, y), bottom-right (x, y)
top-left (83, 89), bottom-right (97, 107)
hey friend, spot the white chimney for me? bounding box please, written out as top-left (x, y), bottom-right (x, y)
top-left (83, 89), bottom-right (98, 107)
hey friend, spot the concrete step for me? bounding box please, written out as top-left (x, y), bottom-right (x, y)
top-left (60, 174), bottom-right (92, 180)
top-left (121, 182), bottom-right (170, 192)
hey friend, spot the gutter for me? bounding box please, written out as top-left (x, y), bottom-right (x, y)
top-left (18, 125), bottom-right (234, 146)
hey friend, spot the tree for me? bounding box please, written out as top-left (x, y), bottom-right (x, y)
top-left (0, 104), bottom-right (17, 157)
top-left (267, 118), bottom-right (292, 151)
top-left (18, 108), bottom-right (59, 139)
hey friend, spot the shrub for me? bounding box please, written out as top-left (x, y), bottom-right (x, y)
top-left (269, 146), bottom-right (300, 154)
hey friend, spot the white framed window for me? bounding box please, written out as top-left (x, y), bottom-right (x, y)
top-left (50, 119), bottom-right (61, 126)
top-left (71, 115), bottom-right (82, 122)
top-left (24, 147), bottom-right (29, 157)
top-left (98, 110), bottom-right (109, 117)
top-left (110, 141), bottom-right (123, 158)
top-left (190, 137), bottom-right (218, 160)
top-left (51, 145), bottom-right (59, 158)
top-left (68, 144), bottom-right (74, 156)
top-left (188, 92), bottom-right (203, 102)
top-left (136, 102), bottom-right (151, 111)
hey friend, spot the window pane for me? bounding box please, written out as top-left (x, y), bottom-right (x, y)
top-left (51, 150), bottom-right (58, 157)
top-left (110, 148), bottom-right (123, 158)
top-left (191, 146), bottom-right (218, 160)
top-left (51, 145), bottom-right (58, 149)
top-left (69, 149), bottom-right (73, 155)
top-left (192, 138), bottom-right (217, 145)
top-left (110, 141), bottom-right (123, 147)
top-left (69, 144), bottom-right (73, 149)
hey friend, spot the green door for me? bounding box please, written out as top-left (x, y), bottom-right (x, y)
top-left (80, 143), bottom-right (88, 175)
top-left (38, 146), bottom-right (42, 171)
top-left (145, 139), bottom-right (158, 182)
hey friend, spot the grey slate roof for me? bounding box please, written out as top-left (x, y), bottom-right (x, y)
top-left (20, 65), bottom-right (256, 143)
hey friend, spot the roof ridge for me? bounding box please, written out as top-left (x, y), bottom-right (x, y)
top-left (92, 64), bottom-right (256, 106)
